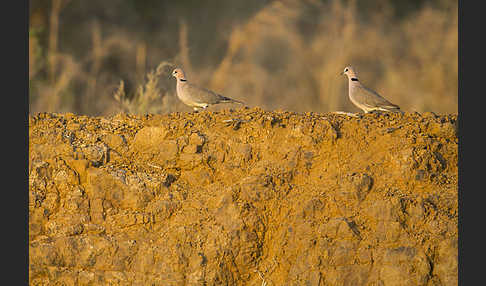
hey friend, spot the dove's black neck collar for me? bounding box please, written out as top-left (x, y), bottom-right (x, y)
top-left (179, 79), bottom-right (187, 82)
top-left (351, 78), bottom-right (359, 81)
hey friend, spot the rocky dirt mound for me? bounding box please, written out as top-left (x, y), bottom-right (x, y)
top-left (29, 108), bottom-right (457, 285)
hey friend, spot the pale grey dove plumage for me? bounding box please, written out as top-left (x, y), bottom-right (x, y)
top-left (341, 66), bottom-right (402, 114)
top-left (172, 68), bottom-right (244, 111)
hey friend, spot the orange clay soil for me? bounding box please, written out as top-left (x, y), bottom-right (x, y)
top-left (29, 108), bottom-right (457, 285)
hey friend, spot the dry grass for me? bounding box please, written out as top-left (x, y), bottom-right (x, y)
top-left (113, 61), bottom-right (174, 115)
top-left (29, 0), bottom-right (457, 116)
top-left (210, 0), bottom-right (457, 114)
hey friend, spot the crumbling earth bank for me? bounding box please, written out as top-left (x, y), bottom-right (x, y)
top-left (29, 108), bottom-right (457, 285)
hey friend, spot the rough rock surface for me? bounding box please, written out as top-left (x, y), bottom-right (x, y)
top-left (29, 108), bottom-right (458, 285)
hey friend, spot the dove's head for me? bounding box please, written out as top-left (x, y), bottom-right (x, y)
top-left (341, 66), bottom-right (358, 79)
top-left (172, 68), bottom-right (186, 81)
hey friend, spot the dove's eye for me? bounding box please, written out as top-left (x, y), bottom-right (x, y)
top-left (344, 68), bottom-right (348, 72)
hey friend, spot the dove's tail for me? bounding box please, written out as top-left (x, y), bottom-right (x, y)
top-left (220, 96), bottom-right (244, 105)
top-left (376, 105), bottom-right (403, 114)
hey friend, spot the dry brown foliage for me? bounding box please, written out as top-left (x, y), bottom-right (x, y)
top-left (29, 0), bottom-right (457, 115)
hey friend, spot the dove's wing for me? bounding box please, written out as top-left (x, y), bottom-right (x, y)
top-left (183, 83), bottom-right (226, 104)
top-left (353, 85), bottom-right (400, 110)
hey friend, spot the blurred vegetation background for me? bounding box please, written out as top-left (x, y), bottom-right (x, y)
top-left (29, 0), bottom-right (457, 115)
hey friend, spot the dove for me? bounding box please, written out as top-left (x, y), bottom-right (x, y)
top-left (341, 66), bottom-right (402, 114)
top-left (171, 68), bottom-right (244, 111)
